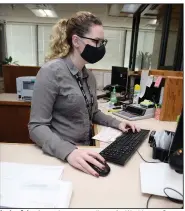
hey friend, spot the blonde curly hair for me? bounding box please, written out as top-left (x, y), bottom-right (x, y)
top-left (45, 11), bottom-right (102, 61)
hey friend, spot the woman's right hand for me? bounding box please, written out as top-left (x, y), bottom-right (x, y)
top-left (66, 149), bottom-right (106, 177)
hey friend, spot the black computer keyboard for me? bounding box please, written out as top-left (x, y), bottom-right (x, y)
top-left (100, 129), bottom-right (150, 165)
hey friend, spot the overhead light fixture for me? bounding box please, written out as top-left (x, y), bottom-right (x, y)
top-left (147, 19), bottom-right (158, 25)
top-left (153, 19), bottom-right (157, 24)
top-left (25, 4), bottom-right (58, 18)
top-left (44, 9), bottom-right (57, 18)
top-left (32, 9), bottom-right (47, 17)
top-left (121, 4), bottom-right (141, 13)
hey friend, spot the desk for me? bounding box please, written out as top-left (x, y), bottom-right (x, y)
top-left (0, 111), bottom-right (181, 208)
top-left (0, 93), bottom-right (32, 143)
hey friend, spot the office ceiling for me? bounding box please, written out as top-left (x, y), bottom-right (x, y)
top-left (0, 4), bottom-right (107, 17)
top-left (0, 4), bottom-right (161, 29)
top-left (0, 4), bottom-right (160, 18)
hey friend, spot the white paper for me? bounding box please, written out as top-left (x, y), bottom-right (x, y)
top-left (0, 162), bottom-right (64, 182)
top-left (163, 133), bottom-right (172, 150)
top-left (154, 131), bottom-right (161, 148)
top-left (0, 178), bottom-right (73, 208)
top-left (160, 131), bottom-right (167, 150)
top-left (140, 163), bottom-right (183, 200)
top-left (0, 162), bottom-right (72, 208)
top-left (139, 70), bottom-right (149, 98)
top-left (168, 133), bottom-right (175, 156)
top-left (146, 75), bottom-right (153, 87)
top-left (159, 87), bottom-right (164, 105)
top-left (92, 127), bottom-right (122, 143)
top-left (97, 90), bottom-right (106, 96)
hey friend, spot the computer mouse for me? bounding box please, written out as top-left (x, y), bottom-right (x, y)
top-left (87, 158), bottom-right (110, 177)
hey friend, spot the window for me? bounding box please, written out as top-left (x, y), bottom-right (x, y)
top-left (6, 23), bottom-right (37, 66)
top-left (156, 4), bottom-right (183, 70)
top-left (124, 30), bottom-right (155, 70)
top-left (164, 5), bottom-right (182, 67)
top-left (38, 25), bottom-right (52, 66)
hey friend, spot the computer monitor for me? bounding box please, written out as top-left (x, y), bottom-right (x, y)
top-left (170, 109), bottom-right (183, 153)
top-left (111, 66), bottom-right (128, 92)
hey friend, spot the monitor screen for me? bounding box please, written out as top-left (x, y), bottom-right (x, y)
top-left (23, 81), bottom-right (35, 90)
top-left (111, 66), bottom-right (128, 92)
top-left (170, 109), bottom-right (183, 153)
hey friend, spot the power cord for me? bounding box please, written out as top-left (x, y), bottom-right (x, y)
top-left (146, 194), bottom-right (153, 208)
top-left (137, 151), bottom-right (183, 208)
top-left (146, 188), bottom-right (183, 208)
top-left (163, 187), bottom-right (183, 204)
top-left (137, 150), bottom-right (162, 163)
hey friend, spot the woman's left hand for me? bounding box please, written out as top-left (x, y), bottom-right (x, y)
top-left (118, 121), bottom-right (140, 133)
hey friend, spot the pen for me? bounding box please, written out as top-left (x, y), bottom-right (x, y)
top-left (113, 106), bottom-right (121, 109)
top-left (108, 109), bottom-right (122, 112)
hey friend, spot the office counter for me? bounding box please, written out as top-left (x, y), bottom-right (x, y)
top-left (0, 106), bottom-right (180, 208)
top-left (0, 93), bottom-right (31, 143)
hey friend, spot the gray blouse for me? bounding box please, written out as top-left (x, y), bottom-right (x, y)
top-left (28, 56), bottom-right (121, 161)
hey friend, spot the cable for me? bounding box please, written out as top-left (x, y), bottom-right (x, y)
top-left (137, 150), bottom-right (162, 163)
top-left (146, 189), bottom-right (183, 208)
top-left (146, 194), bottom-right (153, 208)
top-left (163, 187), bottom-right (183, 204)
top-left (139, 150), bottom-right (184, 208)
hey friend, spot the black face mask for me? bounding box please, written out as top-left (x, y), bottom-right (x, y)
top-left (80, 44), bottom-right (106, 64)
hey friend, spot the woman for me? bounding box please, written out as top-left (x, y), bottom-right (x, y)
top-left (28, 11), bottom-right (139, 177)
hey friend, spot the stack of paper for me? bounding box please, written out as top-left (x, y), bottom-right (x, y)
top-left (93, 127), bottom-right (122, 143)
top-left (0, 162), bottom-right (73, 208)
top-left (0, 162), bottom-right (64, 181)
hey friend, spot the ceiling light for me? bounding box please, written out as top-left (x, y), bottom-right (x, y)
top-left (147, 19), bottom-right (158, 25)
top-left (44, 9), bottom-right (58, 18)
top-left (32, 9), bottom-right (47, 17)
top-left (25, 4), bottom-right (58, 18)
top-left (153, 19), bottom-right (157, 24)
top-left (121, 4), bottom-right (141, 13)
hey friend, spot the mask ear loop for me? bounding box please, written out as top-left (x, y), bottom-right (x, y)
top-left (72, 35), bottom-right (86, 56)
top-left (77, 36), bottom-right (86, 45)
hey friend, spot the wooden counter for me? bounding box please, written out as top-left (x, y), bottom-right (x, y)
top-left (0, 93), bottom-right (32, 143)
